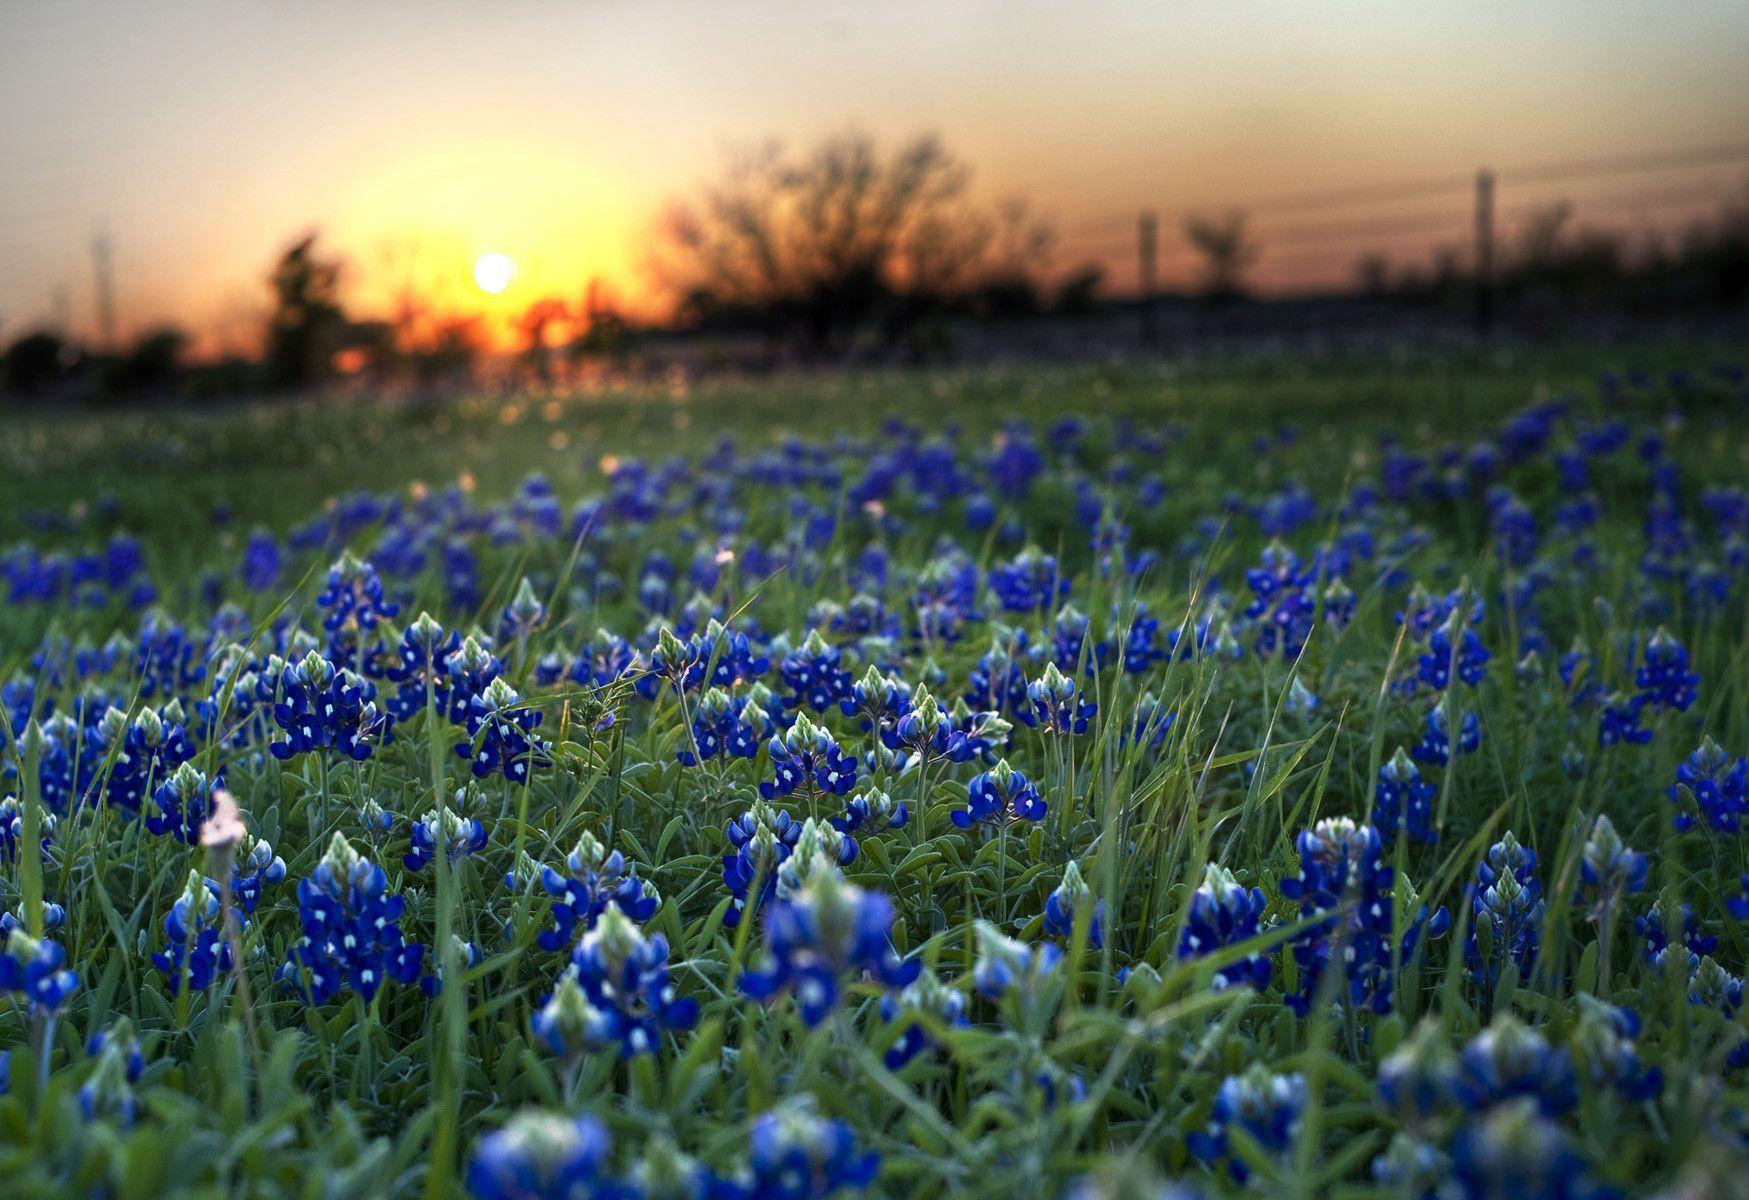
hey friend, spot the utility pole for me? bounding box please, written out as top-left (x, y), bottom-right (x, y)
top-left (92, 230), bottom-right (118, 353)
top-left (1137, 211), bottom-right (1159, 348)
top-left (1474, 169), bottom-right (1495, 338)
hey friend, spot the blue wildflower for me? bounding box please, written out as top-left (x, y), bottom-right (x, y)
top-left (1186, 1066), bottom-right (1307, 1183)
top-left (283, 834), bottom-right (425, 1005)
top-left (740, 853), bottom-right (917, 1025)
top-left (558, 905), bottom-right (696, 1056)
top-left (466, 1111), bottom-right (611, 1200)
top-left (1375, 747), bottom-right (1437, 844)
top-left (151, 870), bottom-right (233, 995)
top-left (1176, 864), bottom-right (1272, 991)
top-left (953, 759), bottom-right (1046, 828)
top-left (1044, 860), bottom-right (1111, 949)
top-left (760, 713), bottom-right (858, 799)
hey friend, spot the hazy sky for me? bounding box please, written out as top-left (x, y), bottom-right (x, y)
top-left (3, 0), bottom-right (1747, 346)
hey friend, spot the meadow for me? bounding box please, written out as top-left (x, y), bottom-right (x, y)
top-left (1, 343), bottom-right (1748, 1199)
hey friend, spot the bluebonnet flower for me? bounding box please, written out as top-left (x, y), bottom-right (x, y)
top-left (104, 704), bottom-right (195, 814)
top-left (1418, 613), bottom-right (1491, 690)
top-left (466, 1111), bottom-right (611, 1200)
top-left (0, 928), bottom-right (79, 1015)
top-left (779, 631), bottom-right (854, 713)
top-left (971, 921), bottom-right (1063, 1006)
top-left (1372, 1134), bottom-right (1449, 1198)
top-left (913, 553), bottom-right (981, 643)
top-left (1597, 692), bottom-right (1651, 748)
top-left (1570, 994), bottom-right (1662, 1101)
top-left (942, 698), bottom-right (1012, 764)
top-left (79, 1019), bottom-right (145, 1126)
top-left (1322, 576), bottom-right (1356, 630)
top-left (1378, 1020), bottom-right (1459, 1125)
top-left (740, 858), bottom-right (917, 1025)
top-left (384, 611), bottom-right (460, 722)
top-left (265, 650), bottom-right (393, 761)
top-left (1669, 737), bottom-right (1746, 833)
top-left (1186, 1066), bottom-right (1308, 1183)
top-left (1559, 638), bottom-right (1601, 706)
top-left (558, 905), bottom-right (696, 1056)
top-left (1635, 627), bottom-right (1699, 712)
top-left (535, 830), bottom-right (661, 952)
top-left (132, 610), bottom-right (207, 700)
top-left (1398, 586), bottom-right (1482, 641)
top-left (678, 687), bottom-right (769, 766)
top-left (1279, 818), bottom-right (1448, 1015)
top-left (655, 619), bottom-right (768, 695)
top-left (840, 664), bottom-right (911, 743)
top-left (1730, 874), bottom-right (1749, 920)
top-left (457, 678), bottom-right (549, 785)
top-left (144, 761), bottom-right (219, 844)
top-left (151, 870), bottom-right (233, 995)
top-left (1243, 541), bottom-right (1319, 658)
top-left (963, 636), bottom-right (1032, 716)
top-left (1049, 603), bottom-right (1095, 670)
top-left (891, 687), bottom-right (975, 765)
top-left (405, 804), bottom-right (488, 872)
top-left (744, 1097), bottom-right (880, 1198)
top-left (1129, 691), bottom-right (1177, 749)
top-left (317, 551), bottom-right (400, 640)
top-left (722, 801), bottom-right (804, 927)
top-left (0, 795), bottom-right (55, 864)
top-left (953, 759), bottom-right (1046, 828)
top-left (1578, 814), bottom-right (1647, 907)
top-left (1632, 892), bottom-right (1717, 963)
top-left (879, 968), bottom-right (967, 1068)
top-left (1486, 487), bottom-right (1539, 567)
top-left (1176, 864), bottom-right (1272, 991)
top-left (1044, 860), bottom-right (1111, 948)
top-left (283, 833), bottom-right (425, 1005)
top-left (760, 713), bottom-right (858, 799)
top-left (1446, 1098), bottom-right (1615, 1200)
top-left (771, 818), bottom-right (859, 897)
top-left (989, 545), bottom-right (1067, 614)
top-left (229, 832), bottom-right (288, 915)
top-left (1685, 953), bottom-right (1744, 1012)
top-left (1466, 832), bottom-right (1544, 988)
top-left (530, 974), bottom-right (609, 1065)
top-left (1019, 662), bottom-right (1095, 734)
top-left (1116, 604), bottom-right (1172, 672)
top-left (1375, 747), bottom-right (1437, 844)
top-left (444, 636), bottom-right (505, 724)
top-left (238, 529), bottom-right (283, 592)
top-left (1456, 1015), bottom-right (1577, 1114)
top-left (496, 577), bottom-right (548, 644)
top-left (832, 788), bottom-right (909, 846)
top-left (1411, 696), bottom-right (1481, 767)
top-left (1282, 676), bottom-right (1319, 718)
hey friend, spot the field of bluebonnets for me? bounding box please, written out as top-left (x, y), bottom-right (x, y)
top-left (2, 347), bottom-right (1749, 1199)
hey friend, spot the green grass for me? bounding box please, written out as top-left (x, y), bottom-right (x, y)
top-left (1, 338), bottom-right (1747, 1199)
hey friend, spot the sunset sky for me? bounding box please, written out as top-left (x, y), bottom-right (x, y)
top-left (3, 0), bottom-right (1747, 351)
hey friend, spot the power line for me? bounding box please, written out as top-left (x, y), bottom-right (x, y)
top-left (1500, 140), bottom-right (1749, 187)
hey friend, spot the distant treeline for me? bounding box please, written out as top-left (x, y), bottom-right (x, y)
top-left (5, 132), bottom-right (1747, 401)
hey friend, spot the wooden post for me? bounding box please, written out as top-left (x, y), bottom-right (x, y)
top-left (92, 231), bottom-right (118, 354)
top-left (1474, 169), bottom-right (1495, 337)
top-left (1138, 211), bottom-right (1159, 347)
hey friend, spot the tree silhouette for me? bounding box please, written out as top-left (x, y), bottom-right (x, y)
top-left (1183, 209), bottom-right (1259, 300)
top-left (655, 130), bottom-right (1047, 357)
top-left (264, 234), bottom-right (345, 391)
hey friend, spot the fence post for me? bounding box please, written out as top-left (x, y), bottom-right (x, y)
top-left (1133, 212), bottom-right (1161, 348)
top-left (1474, 169), bottom-right (1495, 337)
top-left (1137, 211), bottom-right (1159, 348)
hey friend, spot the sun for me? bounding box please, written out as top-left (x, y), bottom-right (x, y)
top-left (472, 252), bottom-right (517, 295)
